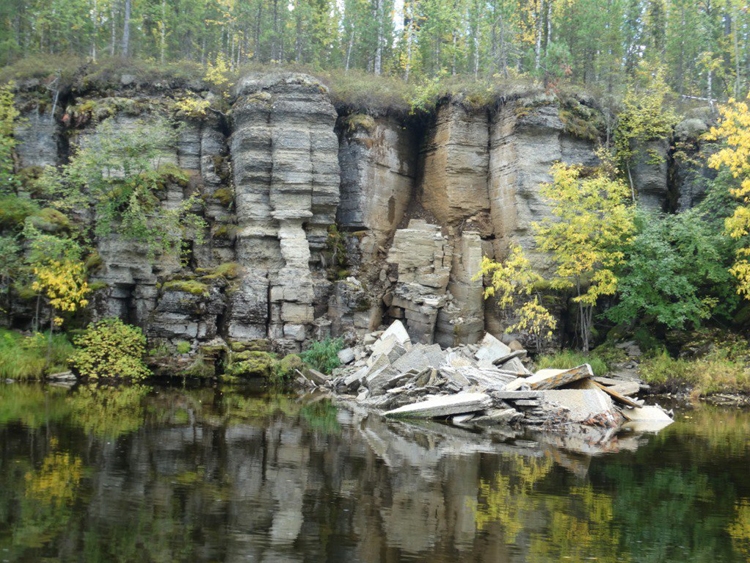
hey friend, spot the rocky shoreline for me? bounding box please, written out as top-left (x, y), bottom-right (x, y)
top-left (296, 321), bottom-right (675, 435)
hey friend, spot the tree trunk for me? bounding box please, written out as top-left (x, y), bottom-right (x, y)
top-left (374, 0), bottom-right (383, 75)
top-left (91, 0), bottom-right (98, 61)
top-left (160, 0), bottom-right (166, 64)
top-left (122, 0), bottom-right (131, 57)
top-left (345, 30), bottom-right (355, 72)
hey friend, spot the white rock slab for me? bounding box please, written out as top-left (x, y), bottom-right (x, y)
top-left (474, 333), bottom-right (511, 363)
top-left (384, 392), bottom-right (492, 419)
top-left (621, 405), bottom-right (673, 422)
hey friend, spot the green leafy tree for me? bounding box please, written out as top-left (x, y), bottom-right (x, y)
top-left (0, 83), bottom-right (18, 194)
top-left (607, 210), bottom-right (735, 330)
top-left (534, 163), bottom-right (635, 351)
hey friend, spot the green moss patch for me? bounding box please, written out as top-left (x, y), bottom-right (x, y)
top-left (161, 279), bottom-right (209, 296)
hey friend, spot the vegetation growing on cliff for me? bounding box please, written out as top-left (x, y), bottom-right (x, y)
top-left (534, 164), bottom-right (635, 351)
top-left (42, 119), bottom-right (205, 257)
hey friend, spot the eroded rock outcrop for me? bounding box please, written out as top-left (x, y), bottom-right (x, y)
top-left (230, 73), bottom-right (340, 351)
top-left (10, 72), bottom-right (676, 359)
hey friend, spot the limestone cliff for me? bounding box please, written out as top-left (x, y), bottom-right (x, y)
top-left (7, 72), bottom-right (686, 360)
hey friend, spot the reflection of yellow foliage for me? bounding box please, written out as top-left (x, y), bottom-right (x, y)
top-left (530, 486), bottom-right (622, 563)
top-left (729, 500), bottom-right (750, 559)
top-left (472, 454), bottom-right (554, 541)
top-left (68, 385), bottom-right (150, 438)
top-left (25, 440), bottom-right (83, 507)
top-left (472, 453), bottom-right (624, 562)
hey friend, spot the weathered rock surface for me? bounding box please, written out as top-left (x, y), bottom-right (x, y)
top-left (7, 74), bottom-right (692, 360)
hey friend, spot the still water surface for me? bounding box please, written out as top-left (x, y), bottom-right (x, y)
top-left (0, 382), bottom-right (749, 562)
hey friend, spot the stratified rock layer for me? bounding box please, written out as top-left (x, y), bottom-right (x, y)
top-left (9, 73), bottom-right (682, 356)
top-left (231, 73), bottom-right (340, 350)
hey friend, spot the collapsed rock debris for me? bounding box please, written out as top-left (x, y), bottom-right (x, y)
top-left (297, 320), bottom-right (673, 434)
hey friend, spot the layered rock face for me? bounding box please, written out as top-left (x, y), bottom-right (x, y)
top-left (229, 73), bottom-right (340, 349)
top-left (11, 73), bottom-right (683, 355)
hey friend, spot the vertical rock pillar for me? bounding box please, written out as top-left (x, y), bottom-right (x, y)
top-left (231, 73), bottom-right (340, 349)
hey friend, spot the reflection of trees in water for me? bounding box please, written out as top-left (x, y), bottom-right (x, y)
top-left (472, 454), bottom-right (623, 562)
top-left (473, 454), bottom-right (554, 541)
top-left (68, 384), bottom-right (151, 438)
top-left (0, 383), bottom-right (71, 427)
top-left (730, 500), bottom-right (750, 560)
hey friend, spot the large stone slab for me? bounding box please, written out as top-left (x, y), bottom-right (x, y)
top-left (541, 388), bottom-right (616, 423)
top-left (474, 333), bottom-right (511, 363)
top-left (384, 392), bottom-right (493, 419)
top-left (522, 365), bottom-right (594, 391)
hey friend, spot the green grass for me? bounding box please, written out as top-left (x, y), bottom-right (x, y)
top-left (0, 329), bottom-right (75, 380)
top-left (535, 349), bottom-right (609, 377)
top-left (640, 348), bottom-right (750, 398)
top-left (301, 337), bottom-right (344, 374)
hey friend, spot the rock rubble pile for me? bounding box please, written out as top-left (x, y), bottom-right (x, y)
top-left (301, 320), bottom-right (673, 433)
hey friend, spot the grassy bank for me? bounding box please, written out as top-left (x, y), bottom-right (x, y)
top-left (537, 341), bottom-right (750, 400)
top-left (0, 329), bottom-right (74, 380)
top-left (640, 349), bottom-right (750, 398)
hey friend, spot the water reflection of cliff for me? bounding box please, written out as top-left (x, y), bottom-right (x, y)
top-left (0, 385), bottom-right (748, 562)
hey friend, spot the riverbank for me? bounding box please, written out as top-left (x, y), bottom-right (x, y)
top-left (3, 325), bottom-right (750, 405)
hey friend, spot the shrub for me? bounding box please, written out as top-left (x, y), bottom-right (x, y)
top-left (301, 337), bottom-right (343, 374)
top-left (176, 341), bottom-right (191, 354)
top-left (70, 318), bottom-right (150, 380)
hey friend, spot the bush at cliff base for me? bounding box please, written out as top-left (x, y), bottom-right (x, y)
top-left (70, 318), bottom-right (151, 380)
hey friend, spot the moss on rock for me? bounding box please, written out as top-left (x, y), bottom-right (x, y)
top-left (162, 279), bottom-right (209, 296)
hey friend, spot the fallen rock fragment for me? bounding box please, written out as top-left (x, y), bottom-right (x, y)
top-left (542, 389), bottom-right (621, 426)
top-left (472, 408), bottom-right (524, 425)
top-left (621, 405), bottom-right (674, 432)
top-left (506, 364), bottom-right (593, 391)
top-left (338, 348), bottom-right (355, 365)
top-left (384, 392), bottom-right (492, 419)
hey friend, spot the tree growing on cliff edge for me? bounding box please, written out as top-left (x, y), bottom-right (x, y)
top-left (707, 93), bottom-right (750, 299)
top-left (613, 64), bottom-right (678, 200)
top-left (534, 164), bottom-right (635, 351)
top-left (475, 245), bottom-right (557, 351)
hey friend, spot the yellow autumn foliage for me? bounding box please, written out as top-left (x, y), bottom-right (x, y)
top-left (707, 94), bottom-right (750, 298)
top-left (475, 245), bottom-right (557, 344)
top-left (32, 259), bottom-right (90, 324)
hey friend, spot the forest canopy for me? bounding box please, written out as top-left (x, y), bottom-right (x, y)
top-left (0, 0), bottom-right (748, 103)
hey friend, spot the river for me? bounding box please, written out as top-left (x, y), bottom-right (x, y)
top-left (0, 382), bottom-right (748, 562)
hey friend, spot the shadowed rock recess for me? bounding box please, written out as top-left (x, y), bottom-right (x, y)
top-left (10, 72), bottom-right (701, 360)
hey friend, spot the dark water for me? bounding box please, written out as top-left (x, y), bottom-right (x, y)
top-left (0, 383), bottom-right (749, 563)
